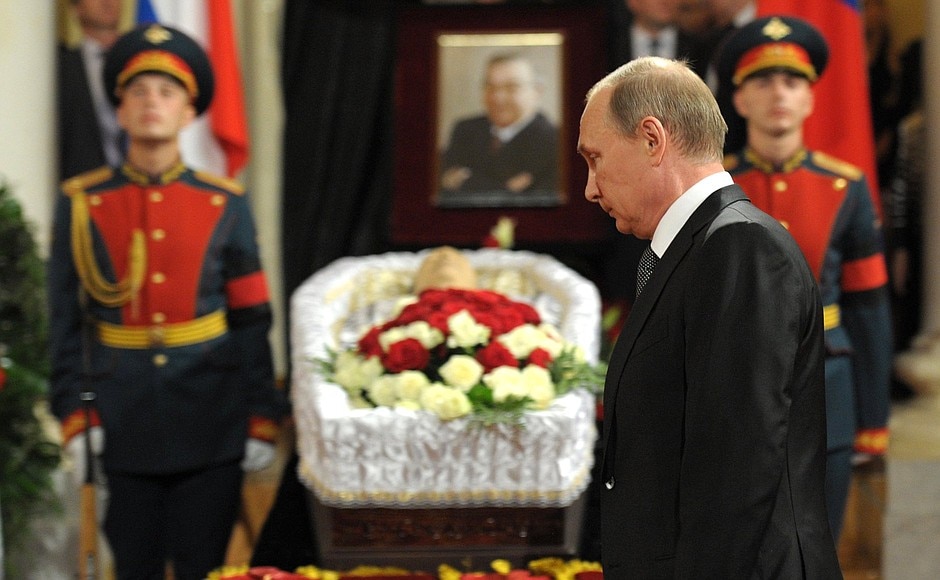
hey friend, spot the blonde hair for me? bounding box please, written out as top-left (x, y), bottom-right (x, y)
top-left (587, 57), bottom-right (727, 163)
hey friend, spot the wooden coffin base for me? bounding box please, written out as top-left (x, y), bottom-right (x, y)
top-left (307, 492), bottom-right (586, 573)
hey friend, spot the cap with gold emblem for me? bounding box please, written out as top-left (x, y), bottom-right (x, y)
top-left (717, 15), bottom-right (829, 88)
top-left (103, 23), bottom-right (214, 115)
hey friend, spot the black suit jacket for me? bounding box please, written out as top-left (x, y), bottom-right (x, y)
top-left (440, 112), bottom-right (559, 194)
top-left (58, 44), bottom-right (108, 180)
top-left (600, 185), bottom-right (842, 579)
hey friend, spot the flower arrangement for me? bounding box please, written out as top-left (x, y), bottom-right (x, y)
top-left (207, 559), bottom-right (603, 580)
top-left (321, 287), bottom-right (605, 426)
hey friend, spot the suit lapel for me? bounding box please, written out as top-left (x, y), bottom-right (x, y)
top-left (603, 185), bottom-right (749, 413)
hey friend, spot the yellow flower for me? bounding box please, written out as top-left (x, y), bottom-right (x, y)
top-left (438, 564), bottom-right (462, 580)
top-left (491, 559), bottom-right (512, 574)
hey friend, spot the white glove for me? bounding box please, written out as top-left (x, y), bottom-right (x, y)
top-left (64, 426), bottom-right (105, 487)
top-left (241, 438), bottom-right (276, 472)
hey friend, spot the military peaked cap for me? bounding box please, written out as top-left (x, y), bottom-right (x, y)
top-left (718, 15), bottom-right (829, 87)
top-left (104, 23), bottom-right (214, 115)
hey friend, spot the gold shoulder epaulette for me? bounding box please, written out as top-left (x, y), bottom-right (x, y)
top-left (194, 170), bottom-right (245, 196)
top-left (61, 166), bottom-right (113, 197)
top-left (812, 151), bottom-right (863, 181)
top-left (722, 153), bottom-right (741, 171)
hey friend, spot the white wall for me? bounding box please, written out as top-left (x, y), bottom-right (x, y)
top-left (0, 1), bottom-right (57, 256)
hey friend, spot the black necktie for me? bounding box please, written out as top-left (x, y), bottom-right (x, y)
top-left (636, 245), bottom-right (659, 298)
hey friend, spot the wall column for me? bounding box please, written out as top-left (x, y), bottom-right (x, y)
top-left (884, 3), bottom-right (940, 577)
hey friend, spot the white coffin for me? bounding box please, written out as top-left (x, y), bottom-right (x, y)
top-left (289, 248), bottom-right (601, 509)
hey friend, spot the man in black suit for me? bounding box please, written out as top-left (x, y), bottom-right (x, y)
top-left (577, 56), bottom-right (842, 578)
top-left (438, 53), bottom-right (560, 208)
top-left (58, 0), bottom-right (124, 179)
top-left (610, 0), bottom-right (712, 77)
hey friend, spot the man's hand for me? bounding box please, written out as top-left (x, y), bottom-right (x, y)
top-left (241, 438), bottom-right (276, 472)
top-left (505, 171), bottom-right (534, 193)
top-left (441, 167), bottom-right (472, 191)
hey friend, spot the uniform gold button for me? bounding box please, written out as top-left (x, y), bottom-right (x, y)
top-left (773, 180), bottom-right (787, 192)
top-left (89, 195), bottom-right (103, 206)
top-left (151, 272), bottom-right (166, 284)
top-left (149, 190), bottom-right (163, 202)
top-left (151, 228), bottom-right (166, 241)
top-left (211, 194), bottom-right (225, 206)
top-left (153, 354), bottom-right (168, 367)
top-left (833, 178), bottom-right (847, 191)
top-left (152, 312), bottom-right (166, 324)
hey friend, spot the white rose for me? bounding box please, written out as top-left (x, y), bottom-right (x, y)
top-left (378, 327), bottom-right (408, 351)
top-left (438, 354), bottom-right (484, 391)
top-left (520, 364), bottom-right (555, 409)
top-left (394, 370), bottom-right (431, 401)
top-left (379, 322), bottom-right (444, 351)
top-left (404, 320), bottom-right (445, 349)
top-left (497, 324), bottom-right (544, 359)
top-left (419, 383), bottom-right (472, 420)
top-left (484, 366), bottom-right (528, 403)
top-left (391, 295), bottom-right (419, 317)
top-left (536, 324), bottom-right (565, 357)
top-left (446, 310), bottom-right (491, 349)
top-left (367, 374), bottom-right (399, 407)
top-left (332, 351), bottom-right (383, 390)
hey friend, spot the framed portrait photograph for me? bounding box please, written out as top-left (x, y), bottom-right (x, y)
top-left (435, 32), bottom-right (565, 209)
top-left (392, 3), bottom-right (608, 246)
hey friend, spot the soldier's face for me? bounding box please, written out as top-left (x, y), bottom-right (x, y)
top-left (733, 71), bottom-right (814, 139)
top-left (117, 73), bottom-right (196, 144)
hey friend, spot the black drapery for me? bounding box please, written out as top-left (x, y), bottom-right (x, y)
top-left (280, 0), bottom-right (396, 312)
top-left (254, 1), bottom-right (397, 568)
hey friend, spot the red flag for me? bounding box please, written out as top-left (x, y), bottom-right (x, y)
top-left (757, 0), bottom-right (879, 206)
top-left (140, 0), bottom-right (250, 177)
top-left (207, 0), bottom-right (249, 176)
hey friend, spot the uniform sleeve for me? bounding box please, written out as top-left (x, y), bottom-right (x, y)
top-left (222, 192), bottom-right (287, 441)
top-left (840, 178), bottom-right (893, 444)
top-left (47, 192), bottom-right (101, 441)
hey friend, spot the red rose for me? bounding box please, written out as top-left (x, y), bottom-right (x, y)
top-left (475, 341), bottom-right (518, 372)
top-left (0, 367), bottom-right (6, 391)
top-left (357, 326), bottom-right (384, 358)
top-left (527, 348), bottom-right (553, 368)
top-left (382, 338), bottom-right (430, 372)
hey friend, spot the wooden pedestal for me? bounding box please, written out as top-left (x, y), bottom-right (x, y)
top-left (307, 492), bottom-right (586, 573)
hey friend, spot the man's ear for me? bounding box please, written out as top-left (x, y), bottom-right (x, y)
top-left (639, 116), bottom-right (666, 163)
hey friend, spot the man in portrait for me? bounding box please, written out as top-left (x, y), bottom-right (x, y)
top-left (438, 53), bottom-right (560, 208)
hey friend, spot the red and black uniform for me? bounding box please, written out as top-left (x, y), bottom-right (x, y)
top-left (727, 147), bottom-right (892, 536)
top-left (48, 162), bottom-right (285, 574)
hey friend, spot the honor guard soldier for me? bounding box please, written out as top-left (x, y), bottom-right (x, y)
top-left (719, 15), bottom-right (892, 540)
top-left (48, 23), bottom-right (287, 578)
